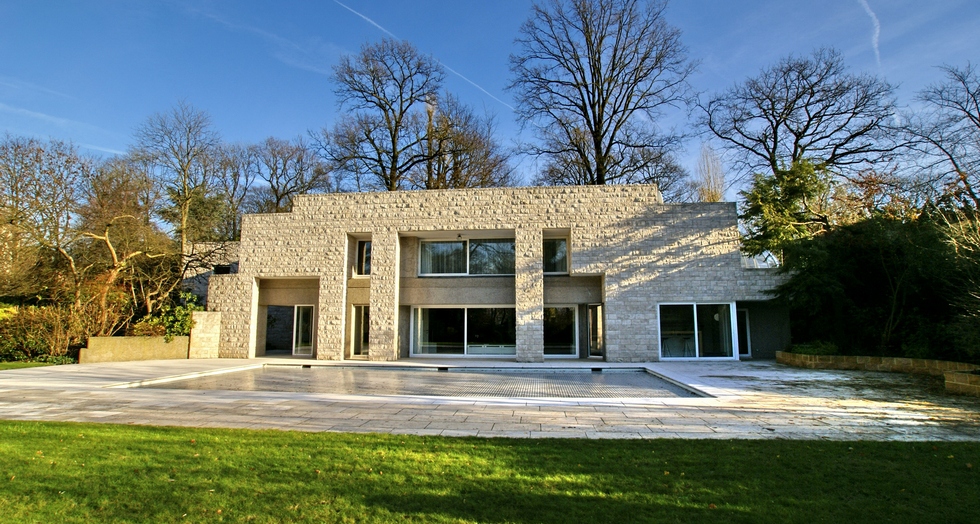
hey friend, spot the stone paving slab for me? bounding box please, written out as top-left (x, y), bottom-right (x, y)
top-left (0, 358), bottom-right (976, 440)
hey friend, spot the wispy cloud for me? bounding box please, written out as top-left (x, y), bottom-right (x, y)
top-left (331, 0), bottom-right (514, 112)
top-left (0, 102), bottom-right (103, 131)
top-left (0, 77), bottom-right (74, 100)
top-left (858, 0), bottom-right (882, 69)
top-left (192, 8), bottom-right (341, 75)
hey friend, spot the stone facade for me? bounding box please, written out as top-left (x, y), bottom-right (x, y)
top-left (206, 184), bottom-right (785, 362)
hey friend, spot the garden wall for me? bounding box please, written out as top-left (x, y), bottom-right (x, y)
top-left (775, 351), bottom-right (977, 376)
top-left (80, 336), bottom-right (189, 363)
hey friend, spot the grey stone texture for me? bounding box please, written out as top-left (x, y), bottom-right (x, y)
top-left (207, 184), bottom-right (782, 362)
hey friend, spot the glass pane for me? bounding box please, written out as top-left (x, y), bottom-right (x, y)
top-left (420, 241), bottom-right (466, 274)
top-left (544, 239), bottom-right (568, 273)
top-left (660, 305), bottom-right (695, 358)
top-left (353, 305), bottom-right (369, 356)
top-left (697, 304), bottom-right (733, 357)
top-left (356, 241), bottom-right (371, 275)
top-left (468, 239), bottom-right (515, 275)
top-left (415, 308), bottom-right (465, 354)
top-left (293, 305), bottom-right (314, 356)
top-left (467, 308), bottom-right (516, 355)
top-left (544, 307), bottom-right (576, 355)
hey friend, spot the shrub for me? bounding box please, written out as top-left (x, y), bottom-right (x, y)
top-left (132, 292), bottom-right (203, 341)
top-left (789, 341), bottom-right (839, 355)
top-left (0, 305), bottom-right (78, 362)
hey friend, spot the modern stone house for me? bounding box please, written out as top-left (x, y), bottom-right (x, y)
top-left (203, 184), bottom-right (788, 362)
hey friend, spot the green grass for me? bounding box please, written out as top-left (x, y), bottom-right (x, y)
top-left (0, 361), bottom-right (55, 371)
top-left (0, 422), bottom-right (976, 523)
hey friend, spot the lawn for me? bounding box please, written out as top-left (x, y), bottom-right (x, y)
top-left (0, 362), bottom-right (55, 371)
top-left (0, 421), bottom-right (976, 523)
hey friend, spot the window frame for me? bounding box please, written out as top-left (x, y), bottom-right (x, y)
top-left (410, 305), bottom-right (518, 357)
top-left (354, 240), bottom-right (372, 277)
top-left (543, 304), bottom-right (579, 358)
top-left (657, 302), bottom-right (739, 361)
top-left (418, 239), bottom-right (515, 277)
top-left (543, 237), bottom-right (570, 275)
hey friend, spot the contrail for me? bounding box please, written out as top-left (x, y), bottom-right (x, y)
top-left (332, 0), bottom-right (514, 112)
top-left (858, 0), bottom-right (882, 69)
top-left (333, 0), bottom-right (398, 39)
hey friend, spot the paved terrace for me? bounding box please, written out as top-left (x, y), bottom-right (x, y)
top-left (0, 358), bottom-right (977, 440)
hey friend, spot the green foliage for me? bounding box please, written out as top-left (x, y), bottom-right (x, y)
top-left (789, 341), bottom-right (839, 355)
top-left (0, 305), bottom-right (78, 362)
top-left (775, 214), bottom-right (980, 363)
top-left (740, 160), bottom-right (833, 261)
top-left (133, 292), bottom-right (204, 341)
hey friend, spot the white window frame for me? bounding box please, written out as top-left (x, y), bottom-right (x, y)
top-left (543, 304), bottom-right (579, 358)
top-left (353, 240), bottom-right (371, 277)
top-left (292, 304), bottom-right (315, 357)
top-left (543, 237), bottom-right (570, 275)
top-left (658, 302), bottom-right (739, 361)
top-left (410, 305), bottom-right (517, 357)
top-left (418, 239), bottom-right (515, 277)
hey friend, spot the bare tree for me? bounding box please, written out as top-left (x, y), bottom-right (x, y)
top-left (134, 101), bottom-right (220, 255)
top-left (693, 143), bottom-right (725, 202)
top-left (509, 0), bottom-right (694, 185)
top-left (702, 48), bottom-right (897, 180)
top-left (409, 94), bottom-right (512, 190)
top-left (904, 64), bottom-right (980, 210)
top-left (329, 38), bottom-right (445, 191)
top-left (250, 137), bottom-right (331, 213)
top-left (214, 143), bottom-right (258, 240)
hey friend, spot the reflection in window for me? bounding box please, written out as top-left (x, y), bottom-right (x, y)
top-left (415, 308), bottom-right (465, 354)
top-left (469, 239), bottom-right (516, 275)
top-left (544, 239), bottom-right (568, 273)
top-left (466, 308), bottom-right (516, 355)
top-left (420, 241), bottom-right (467, 274)
top-left (352, 305), bottom-right (369, 356)
top-left (356, 240), bottom-right (371, 275)
top-left (414, 307), bottom-right (517, 356)
top-left (544, 306), bottom-right (576, 355)
top-left (659, 303), bottom-right (734, 359)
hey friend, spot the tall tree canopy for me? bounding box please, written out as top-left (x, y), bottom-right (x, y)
top-left (509, 0), bottom-right (694, 186)
top-left (702, 48), bottom-right (897, 180)
top-left (329, 38), bottom-right (445, 191)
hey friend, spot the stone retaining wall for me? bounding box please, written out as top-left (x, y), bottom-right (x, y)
top-left (80, 336), bottom-right (189, 363)
top-left (944, 370), bottom-right (980, 397)
top-left (775, 351), bottom-right (978, 376)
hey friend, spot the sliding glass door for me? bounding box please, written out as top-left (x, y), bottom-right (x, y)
top-left (659, 303), bottom-right (736, 360)
top-left (413, 307), bottom-right (516, 356)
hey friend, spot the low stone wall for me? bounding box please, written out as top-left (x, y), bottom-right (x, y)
top-left (775, 351), bottom-right (980, 396)
top-left (80, 336), bottom-right (189, 363)
top-left (189, 311), bottom-right (221, 359)
top-left (775, 351), bottom-right (978, 376)
top-left (944, 371), bottom-right (980, 397)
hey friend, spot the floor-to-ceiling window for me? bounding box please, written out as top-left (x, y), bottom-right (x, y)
top-left (659, 303), bottom-right (736, 360)
top-left (543, 306), bottom-right (577, 356)
top-left (413, 307), bottom-right (516, 356)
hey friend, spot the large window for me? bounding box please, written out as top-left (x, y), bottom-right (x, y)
top-left (420, 239), bottom-right (514, 276)
top-left (544, 306), bottom-right (577, 356)
top-left (544, 238), bottom-right (568, 273)
top-left (659, 303), bottom-right (735, 359)
top-left (413, 307), bottom-right (516, 356)
top-left (469, 239), bottom-right (516, 275)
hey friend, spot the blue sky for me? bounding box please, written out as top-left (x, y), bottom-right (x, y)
top-left (2, 0), bottom-right (979, 182)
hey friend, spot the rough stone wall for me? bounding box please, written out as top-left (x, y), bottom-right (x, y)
top-left (207, 274), bottom-right (252, 358)
top-left (206, 184), bottom-right (784, 362)
top-left (189, 311), bottom-right (221, 358)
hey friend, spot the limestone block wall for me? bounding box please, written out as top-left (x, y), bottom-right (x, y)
top-left (189, 311), bottom-right (221, 358)
top-left (205, 184), bottom-right (784, 362)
